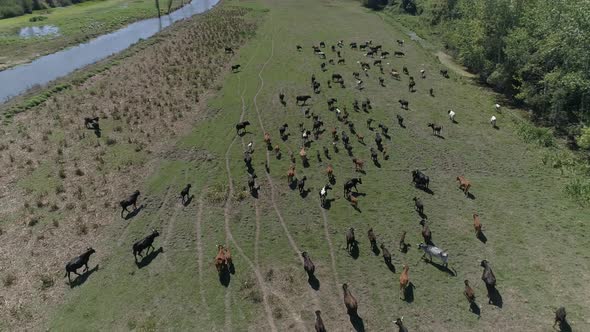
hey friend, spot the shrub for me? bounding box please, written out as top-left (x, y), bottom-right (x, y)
top-left (28, 216), bottom-right (39, 227)
top-left (40, 274), bottom-right (54, 289)
top-left (29, 15), bottom-right (48, 22)
top-left (516, 122), bottom-right (555, 147)
top-left (106, 137), bottom-right (117, 145)
top-left (576, 127), bottom-right (590, 150)
top-left (3, 273), bottom-right (17, 287)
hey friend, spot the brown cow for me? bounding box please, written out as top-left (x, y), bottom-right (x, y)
top-left (420, 219), bottom-right (432, 245)
top-left (223, 245), bottom-right (232, 268)
top-left (264, 132), bottom-right (271, 147)
top-left (356, 132), bottom-right (364, 143)
top-left (464, 280), bottom-right (476, 305)
top-left (473, 213), bottom-right (482, 236)
top-left (456, 176), bottom-right (471, 196)
top-left (326, 164), bottom-right (334, 181)
top-left (349, 194), bottom-right (359, 208)
top-left (399, 231), bottom-right (408, 253)
top-left (399, 264), bottom-right (410, 299)
top-left (342, 283), bottom-right (358, 315)
top-left (214, 244), bottom-right (227, 274)
top-left (352, 158), bottom-right (364, 172)
top-left (300, 147), bottom-right (308, 163)
top-left (346, 227), bottom-right (356, 253)
top-left (380, 243), bottom-right (392, 267)
top-left (287, 165), bottom-right (296, 184)
top-left (315, 310), bottom-right (326, 332)
top-left (368, 228), bottom-right (377, 253)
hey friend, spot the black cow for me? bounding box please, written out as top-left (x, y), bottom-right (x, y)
top-left (120, 190), bottom-right (140, 217)
top-left (236, 121), bottom-right (251, 134)
top-left (133, 229), bottom-right (160, 261)
top-left (398, 99), bottom-right (409, 110)
top-left (224, 47), bottom-right (234, 54)
top-left (296, 95), bottom-right (311, 105)
top-left (231, 64), bottom-right (241, 72)
top-left (180, 184), bottom-right (191, 204)
top-left (344, 178), bottom-right (362, 195)
top-left (64, 247), bottom-right (96, 283)
top-left (84, 117), bottom-right (99, 130)
top-left (412, 170), bottom-right (429, 188)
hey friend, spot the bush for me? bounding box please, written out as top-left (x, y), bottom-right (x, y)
top-left (516, 122), bottom-right (555, 147)
top-left (3, 273), bottom-right (17, 287)
top-left (576, 127), bottom-right (590, 150)
top-left (29, 15), bottom-right (47, 22)
top-left (40, 274), bottom-right (54, 289)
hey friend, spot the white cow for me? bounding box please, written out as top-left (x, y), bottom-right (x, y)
top-left (448, 110), bottom-right (456, 122)
top-left (418, 243), bottom-right (449, 267)
top-left (490, 115), bottom-right (497, 127)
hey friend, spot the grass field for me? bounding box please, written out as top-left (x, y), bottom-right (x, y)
top-left (1, 0), bottom-right (589, 331)
top-left (0, 0), bottom-right (185, 70)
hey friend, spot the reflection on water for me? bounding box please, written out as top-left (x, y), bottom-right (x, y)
top-left (0, 0), bottom-right (219, 103)
top-left (19, 25), bottom-right (60, 38)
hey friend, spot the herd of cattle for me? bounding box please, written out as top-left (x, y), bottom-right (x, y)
top-left (62, 38), bottom-right (569, 331)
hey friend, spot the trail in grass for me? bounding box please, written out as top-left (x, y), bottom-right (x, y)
top-left (193, 187), bottom-right (211, 320)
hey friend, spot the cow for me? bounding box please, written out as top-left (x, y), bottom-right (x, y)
top-left (418, 243), bottom-right (448, 267)
top-left (352, 158), bottom-right (364, 172)
top-left (297, 176), bottom-right (307, 194)
top-left (296, 45), bottom-right (302, 51)
top-left (296, 95), bottom-right (311, 105)
top-left (342, 283), bottom-right (358, 316)
top-left (133, 229), bottom-right (160, 261)
top-left (397, 114), bottom-right (405, 127)
top-left (287, 165), bottom-right (296, 184)
top-left (399, 265), bottom-right (410, 299)
top-left (84, 117), bottom-right (99, 130)
top-left (381, 243), bottom-right (392, 267)
top-left (456, 176), bottom-right (471, 196)
top-left (420, 219), bottom-right (432, 245)
top-left (64, 247), bottom-right (96, 283)
top-left (473, 213), bottom-right (482, 236)
top-left (394, 317), bottom-right (408, 332)
top-left (413, 197), bottom-right (424, 215)
top-left (480, 260), bottom-right (497, 304)
top-left (554, 307), bottom-right (567, 329)
top-left (319, 184), bottom-right (332, 206)
top-left (397, 39), bottom-right (404, 46)
top-left (440, 69), bottom-right (449, 78)
top-left (236, 121), bottom-right (251, 135)
top-left (231, 64), bottom-right (241, 72)
top-left (343, 178), bottom-right (362, 196)
top-left (412, 170), bottom-right (429, 189)
top-left (368, 228), bottom-right (377, 253)
top-left (120, 190), bottom-right (140, 218)
top-left (302, 251), bottom-right (315, 278)
top-left (399, 231), bottom-right (408, 253)
top-left (332, 73), bottom-right (343, 83)
top-left (180, 184), bottom-right (191, 204)
top-left (394, 51), bottom-right (405, 57)
top-left (464, 279), bottom-right (476, 306)
top-left (346, 227), bottom-right (357, 254)
top-left (428, 123), bottom-right (443, 136)
top-left (398, 99), bottom-right (409, 110)
top-left (315, 310), bottom-right (326, 332)
top-left (224, 47), bottom-right (234, 54)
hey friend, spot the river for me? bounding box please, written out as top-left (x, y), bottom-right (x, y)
top-left (0, 0), bottom-right (220, 103)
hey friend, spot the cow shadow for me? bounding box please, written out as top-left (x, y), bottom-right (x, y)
top-left (403, 282), bottom-right (415, 303)
top-left (418, 186), bottom-right (434, 195)
top-left (349, 314), bottom-right (365, 332)
top-left (418, 211), bottom-right (427, 219)
top-left (182, 195), bottom-right (194, 207)
top-left (308, 275), bottom-right (320, 290)
top-left (467, 192), bottom-right (476, 200)
top-left (557, 320), bottom-right (572, 332)
top-left (300, 188), bottom-right (311, 198)
top-left (452, 120), bottom-right (459, 124)
top-left (329, 176), bottom-right (336, 185)
top-left (435, 134), bottom-right (446, 140)
top-left (385, 260), bottom-right (396, 273)
top-left (136, 247), bottom-right (163, 269)
top-left (93, 128), bottom-right (102, 138)
top-left (219, 270), bottom-right (231, 287)
top-left (486, 285), bottom-right (503, 308)
top-left (469, 302), bottom-right (481, 318)
top-left (371, 245), bottom-right (380, 256)
top-left (281, 134), bottom-right (290, 141)
top-left (383, 133), bottom-right (391, 140)
top-left (493, 125), bottom-right (500, 130)
top-left (69, 264), bottom-right (99, 288)
top-left (303, 159), bottom-right (310, 168)
top-left (288, 180), bottom-right (297, 190)
top-left (426, 260), bottom-right (456, 276)
top-left (351, 204), bottom-right (362, 213)
top-left (373, 160), bottom-right (381, 168)
top-left (349, 244), bottom-right (360, 259)
top-left (322, 198), bottom-right (335, 210)
top-left (250, 188), bottom-right (259, 199)
top-left (477, 231), bottom-right (488, 244)
top-left (124, 205), bottom-right (145, 220)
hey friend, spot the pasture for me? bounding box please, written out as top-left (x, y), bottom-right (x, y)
top-left (0, 0), bottom-right (588, 331)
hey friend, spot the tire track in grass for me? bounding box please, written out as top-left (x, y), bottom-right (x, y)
top-left (194, 187), bottom-right (210, 315)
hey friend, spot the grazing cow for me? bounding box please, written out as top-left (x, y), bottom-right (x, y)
top-left (320, 41), bottom-right (326, 48)
top-left (337, 50), bottom-right (341, 58)
top-left (247, 174), bottom-right (257, 192)
top-left (397, 39), bottom-right (405, 46)
top-left (133, 229), bottom-right (160, 261)
top-left (448, 110), bottom-right (456, 122)
top-left (378, 124), bottom-right (388, 135)
top-left (352, 158), bottom-right (364, 172)
top-left (338, 58), bottom-right (345, 65)
top-left (236, 121), bottom-right (251, 134)
top-left (244, 152), bottom-right (252, 168)
top-left (287, 165), bottom-right (296, 184)
top-left (379, 77), bottom-right (385, 86)
top-left (456, 176), bottom-right (471, 196)
top-left (323, 146), bottom-right (330, 158)
top-left (320, 62), bottom-right (326, 71)
top-left (490, 115), bottom-right (497, 128)
top-left (390, 69), bottom-right (400, 80)
top-left (430, 88), bottom-right (434, 97)
top-left (319, 184), bottom-right (332, 206)
top-left (331, 73), bottom-right (343, 83)
top-left (214, 245), bottom-right (227, 274)
top-left (374, 59), bottom-right (382, 66)
top-left (302, 251), bottom-right (315, 277)
top-left (84, 117), bottom-right (99, 130)
top-left (412, 170), bottom-right (430, 188)
top-left (399, 265), bottom-right (410, 299)
top-left (381, 51), bottom-right (390, 58)
top-left (375, 132), bottom-right (382, 148)
top-left (413, 197), bottom-right (424, 215)
top-left (554, 307), bottom-right (567, 329)
top-left (231, 64), bottom-right (241, 72)
top-left (345, 227), bottom-right (357, 253)
top-left (464, 280), bottom-right (476, 306)
top-left (403, 66), bottom-right (409, 75)
top-left (224, 47), bottom-right (234, 54)
top-left (279, 92), bottom-right (285, 105)
top-left (473, 213), bottom-right (482, 236)
top-left (394, 51), bottom-right (405, 57)
top-left (264, 132), bottom-right (271, 149)
top-left (428, 123), bottom-right (443, 136)
top-left (296, 45), bottom-right (302, 51)
top-left (398, 99), bottom-right (409, 109)
top-left (381, 243), bottom-right (392, 265)
top-left (368, 228), bottom-right (377, 253)
top-left (329, 59), bottom-right (335, 65)
top-left (350, 42), bottom-right (357, 49)
top-left (397, 114), bottom-right (405, 127)
top-left (342, 283), bottom-right (358, 316)
top-left (399, 231), bottom-right (408, 252)
top-left (120, 190), bottom-right (140, 217)
top-left (297, 176), bottom-right (307, 194)
top-left (344, 178), bottom-right (362, 195)
top-left (317, 51), bottom-right (326, 59)
top-left (494, 103), bottom-right (501, 112)
top-left (394, 317), bottom-right (408, 332)
top-left (359, 44), bottom-right (367, 50)
top-left (420, 219), bottom-right (432, 244)
top-left (356, 132), bottom-right (364, 143)
top-left (296, 95), bottom-right (311, 105)
top-left (64, 247), bottom-right (96, 283)
top-left (418, 243), bottom-right (448, 267)
top-left (440, 69), bottom-right (449, 78)
top-left (420, 69), bottom-right (426, 79)
top-left (348, 194), bottom-right (358, 208)
top-left (408, 80), bottom-right (416, 92)
top-left (180, 184), bottom-right (191, 204)
top-left (315, 310), bottom-right (326, 332)
top-left (480, 260), bottom-right (497, 303)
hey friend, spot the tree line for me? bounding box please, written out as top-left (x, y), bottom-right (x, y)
top-left (0, 0), bottom-right (90, 19)
top-left (363, 0), bottom-right (590, 148)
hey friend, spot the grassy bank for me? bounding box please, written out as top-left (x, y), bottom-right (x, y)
top-left (0, 0), bottom-right (588, 331)
top-left (0, 0), bottom-right (186, 70)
